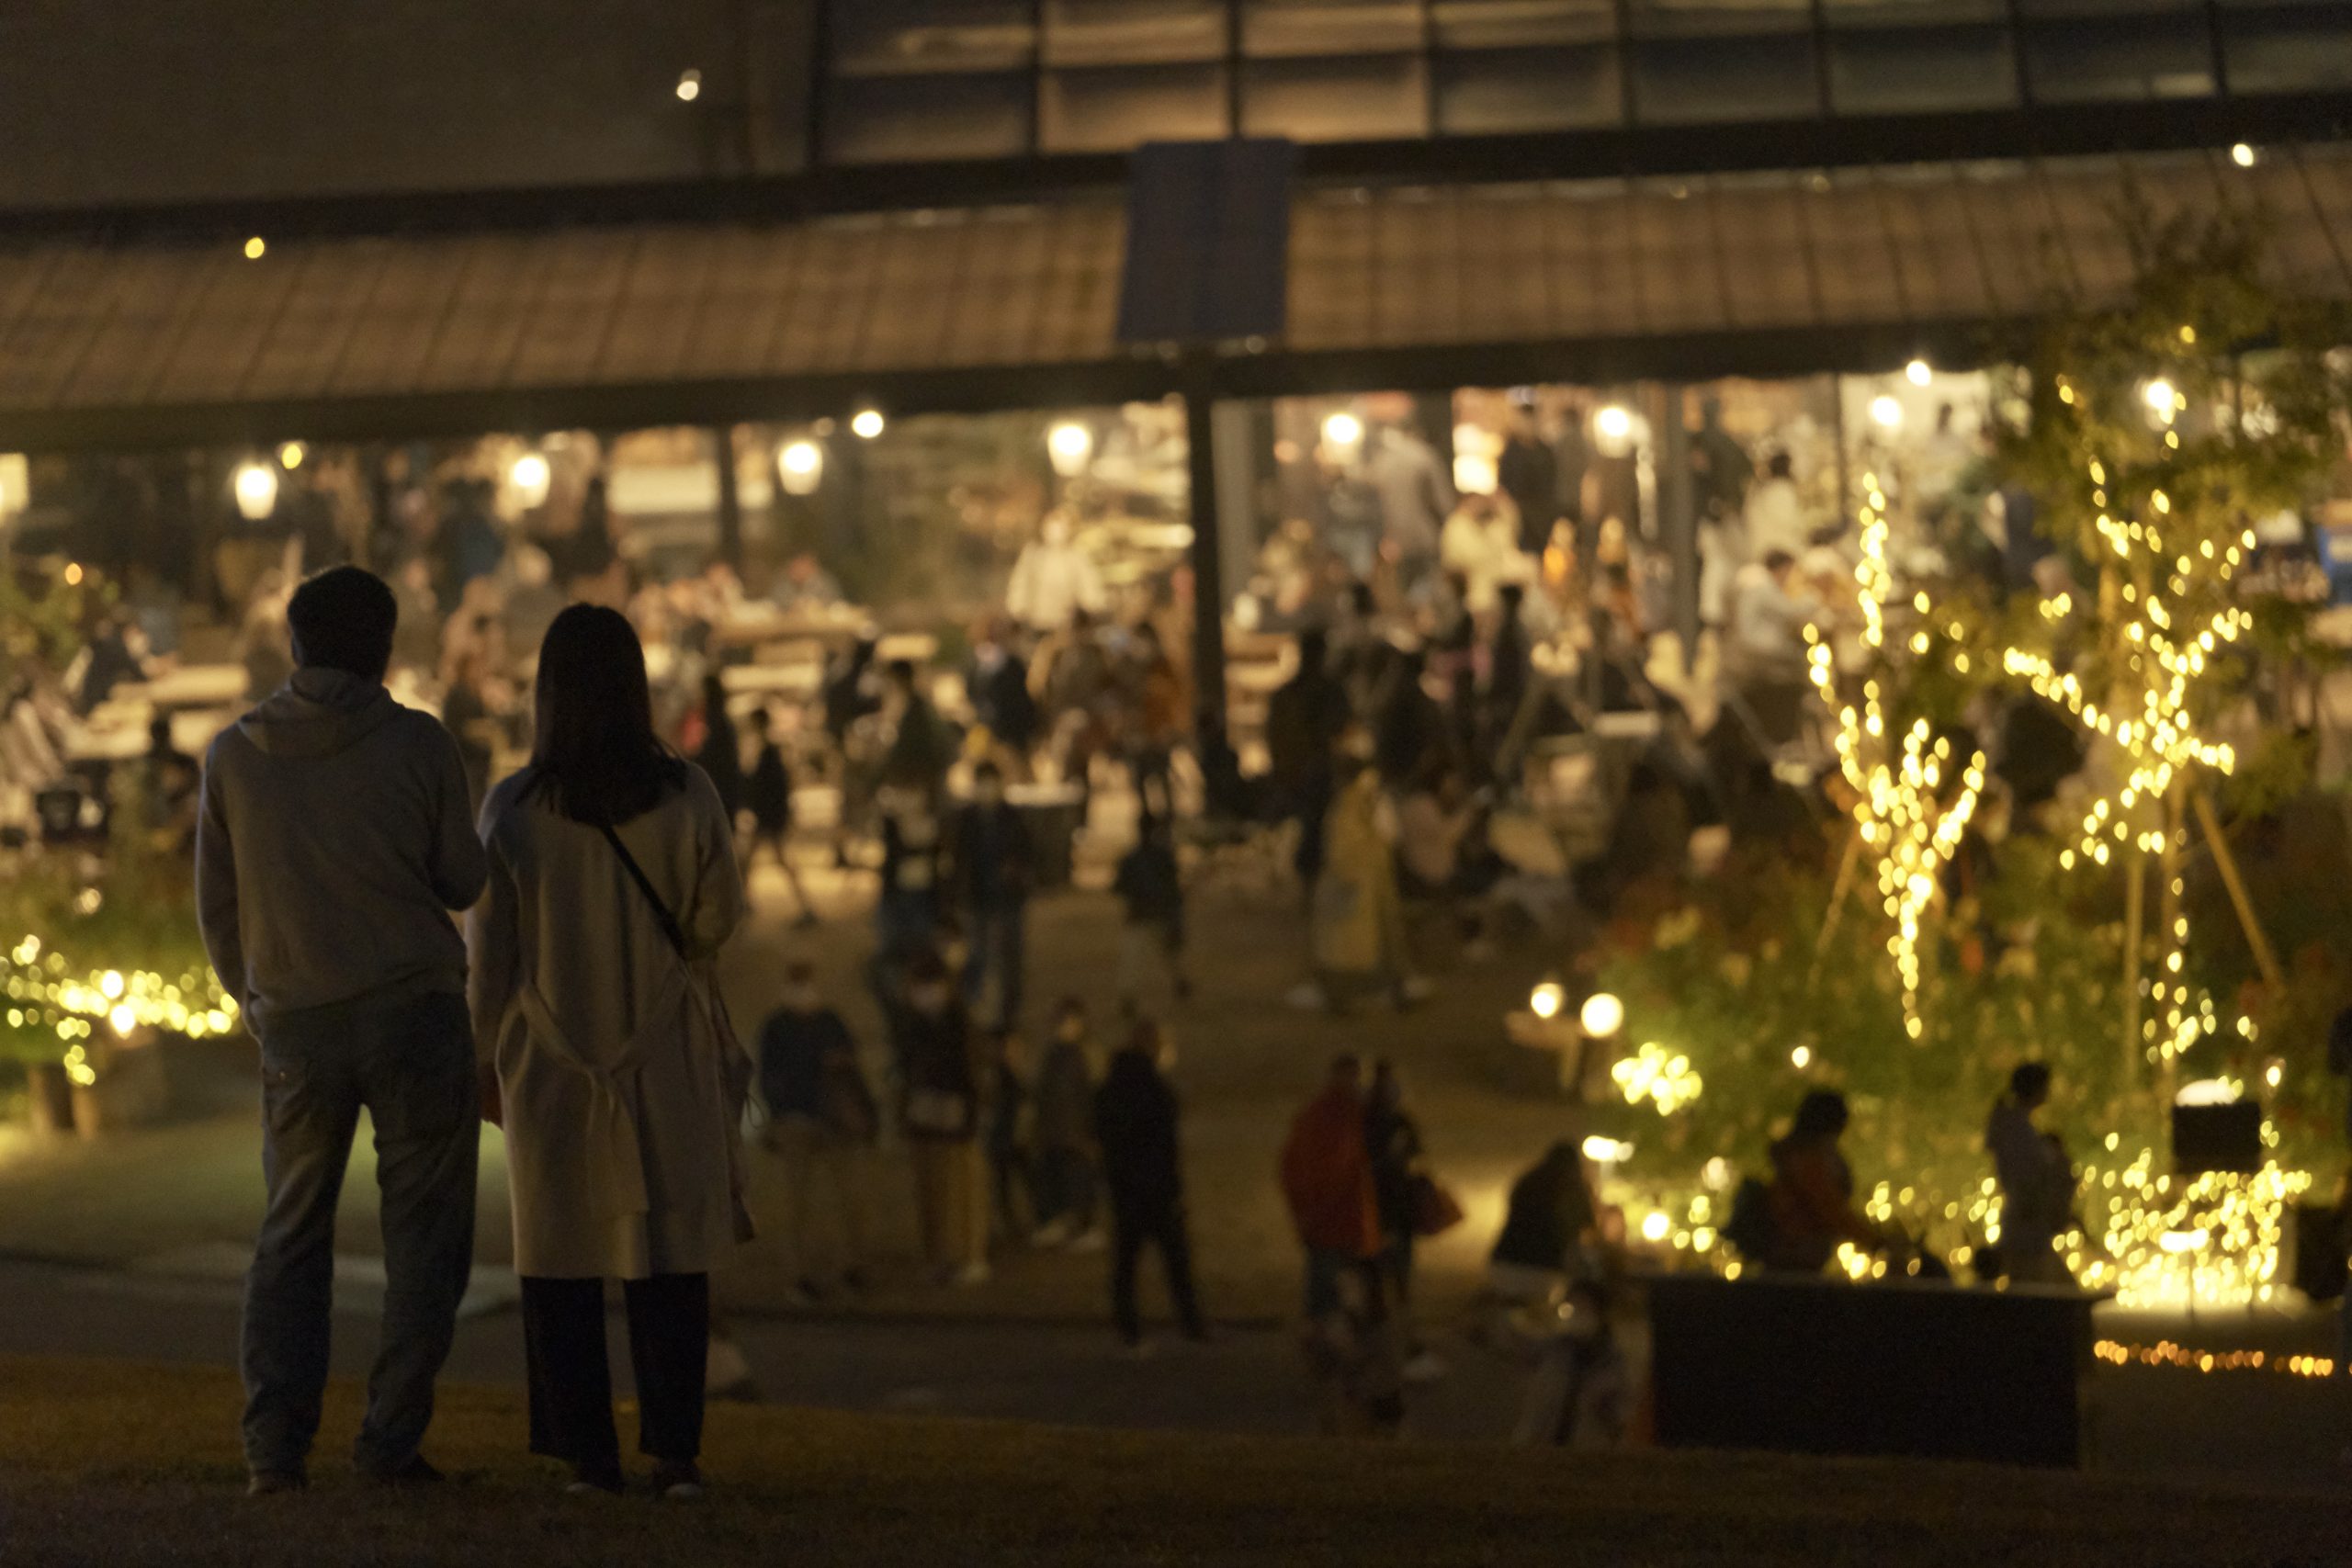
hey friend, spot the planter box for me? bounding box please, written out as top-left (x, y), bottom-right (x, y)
top-left (24, 1061), bottom-right (75, 1135)
top-left (1648, 1271), bottom-right (2104, 1468)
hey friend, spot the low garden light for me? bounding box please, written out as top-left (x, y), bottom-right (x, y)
top-left (1529, 981), bottom-right (1565, 1021)
top-left (1578, 990), bottom-right (1623, 1040)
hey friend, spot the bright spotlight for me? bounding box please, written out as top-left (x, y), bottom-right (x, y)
top-left (232, 460), bottom-right (279, 522)
top-left (243, 236), bottom-right (266, 261)
top-left (1530, 982), bottom-right (1565, 1021)
top-left (277, 441), bottom-right (306, 470)
top-left (779, 439), bottom-right (823, 495)
top-left (851, 408), bottom-right (886, 440)
top-left (1046, 421), bottom-right (1093, 477)
top-left (1905, 358), bottom-right (1932, 387)
top-left (2143, 378), bottom-right (2177, 414)
top-left (1870, 395), bottom-right (1904, 431)
top-left (1579, 991), bottom-right (1623, 1039)
top-left (510, 451), bottom-right (552, 505)
top-left (1594, 405), bottom-right (1633, 444)
top-left (676, 69), bottom-right (703, 103)
top-left (1581, 1135), bottom-right (1633, 1164)
top-left (1321, 411), bottom-right (1363, 450)
top-left (2231, 142), bottom-right (2256, 169)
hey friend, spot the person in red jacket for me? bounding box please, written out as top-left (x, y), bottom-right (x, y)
top-left (1279, 1055), bottom-right (1385, 1321)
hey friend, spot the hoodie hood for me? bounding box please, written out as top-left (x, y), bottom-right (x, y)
top-left (238, 667), bottom-right (402, 759)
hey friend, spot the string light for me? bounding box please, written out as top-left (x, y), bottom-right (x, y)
top-left (1611, 1042), bottom-right (1703, 1116)
top-left (1805, 478), bottom-right (1984, 1036)
top-left (1, 932), bottom-right (239, 1087)
top-left (2096, 1340), bottom-right (2331, 1378)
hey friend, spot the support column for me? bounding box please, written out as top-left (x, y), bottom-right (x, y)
top-left (712, 424), bottom-right (743, 571)
top-left (1182, 367), bottom-right (1228, 740)
top-left (1657, 382), bottom-right (1700, 660)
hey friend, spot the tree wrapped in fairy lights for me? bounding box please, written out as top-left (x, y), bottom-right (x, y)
top-left (1803, 478), bottom-right (1986, 1040)
top-left (1998, 204), bottom-right (2345, 1086)
top-left (1586, 202), bottom-right (2351, 1306)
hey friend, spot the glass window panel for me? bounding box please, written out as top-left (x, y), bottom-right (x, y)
top-left (1821, 0), bottom-right (2008, 21)
top-left (1628, 0), bottom-right (1816, 39)
top-left (2222, 9), bottom-right (2352, 94)
top-left (1431, 0), bottom-right (1620, 48)
top-left (825, 74), bottom-right (1034, 164)
top-left (1435, 45), bottom-right (1623, 132)
top-left (1043, 1), bottom-right (1229, 67)
top-left (2013, 0), bottom-right (2201, 13)
top-left (1828, 25), bottom-right (2021, 113)
top-left (1041, 62), bottom-right (1231, 150)
top-left (830, 0), bottom-right (1036, 77)
top-left (1632, 34), bottom-right (1822, 121)
top-left (1242, 53), bottom-right (1430, 138)
top-left (2022, 17), bottom-right (2216, 101)
top-left (1243, 1), bottom-right (1426, 58)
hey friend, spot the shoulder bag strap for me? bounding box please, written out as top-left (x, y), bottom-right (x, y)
top-left (598, 820), bottom-right (690, 961)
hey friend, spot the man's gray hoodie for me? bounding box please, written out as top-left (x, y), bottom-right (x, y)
top-left (197, 667), bottom-right (488, 1026)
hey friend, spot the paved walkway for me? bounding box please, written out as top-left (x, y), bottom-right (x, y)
top-left (0, 852), bottom-right (1576, 1326)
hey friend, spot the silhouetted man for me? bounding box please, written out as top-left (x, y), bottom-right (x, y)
top-left (197, 565), bottom-right (488, 1495)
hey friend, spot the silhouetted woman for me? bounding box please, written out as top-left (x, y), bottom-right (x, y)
top-left (469, 604), bottom-right (749, 1498)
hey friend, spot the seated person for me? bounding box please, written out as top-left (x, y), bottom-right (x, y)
top-left (1396, 762), bottom-right (1508, 910)
top-left (1489, 1138), bottom-right (1601, 1304)
top-left (1758, 1090), bottom-right (1881, 1274)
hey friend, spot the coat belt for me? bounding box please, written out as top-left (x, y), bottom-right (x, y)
top-left (510, 963), bottom-right (690, 1223)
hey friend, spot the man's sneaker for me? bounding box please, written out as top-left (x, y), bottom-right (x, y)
top-left (1030, 1217), bottom-right (1072, 1248)
top-left (651, 1461), bottom-right (706, 1502)
top-left (950, 1260), bottom-right (993, 1288)
top-left (361, 1454), bottom-right (445, 1488)
top-left (245, 1469), bottom-right (305, 1498)
top-left (1065, 1228), bottom-right (1107, 1254)
top-left (565, 1461), bottom-right (626, 1496)
top-left (1402, 1350), bottom-right (1450, 1383)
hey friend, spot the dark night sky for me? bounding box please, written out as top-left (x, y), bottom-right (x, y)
top-left (0, 1), bottom-right (816, 209)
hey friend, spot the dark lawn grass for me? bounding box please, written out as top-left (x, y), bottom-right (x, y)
top-left (0, 1355), bottom-right (2345, 1566)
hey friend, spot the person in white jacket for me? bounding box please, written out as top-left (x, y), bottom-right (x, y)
top-left (1005, 513), bottom-right (1105, 634)
top-left (469, 604), bottom-right (748, 1498)
top-left (1439, 491), bottom-right (1530, 615)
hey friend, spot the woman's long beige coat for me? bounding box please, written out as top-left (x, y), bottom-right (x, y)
top-left (469, 767), bottom-right (748, 1280)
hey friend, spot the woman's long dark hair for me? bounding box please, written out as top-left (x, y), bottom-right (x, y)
top-left (525, 604), bottom-right (686, 826)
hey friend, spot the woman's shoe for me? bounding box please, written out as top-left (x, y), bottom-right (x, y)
top-left (564, 1461), bottom-right (625, 1496)
top-left (650, 1461), bottom-right (706, 1502)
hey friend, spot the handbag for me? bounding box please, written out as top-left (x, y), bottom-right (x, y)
top-left (1409, 1173), bottom-right (1465, 1238)
top-left (599, 820), bottom-right (757, 1240)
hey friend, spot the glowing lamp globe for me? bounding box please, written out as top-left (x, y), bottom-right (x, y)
top-left (1578, 990), bottom-right (1623, 1039)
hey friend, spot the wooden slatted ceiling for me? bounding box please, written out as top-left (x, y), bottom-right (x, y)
top-left (0, 152), bottom-right (2349, 424)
